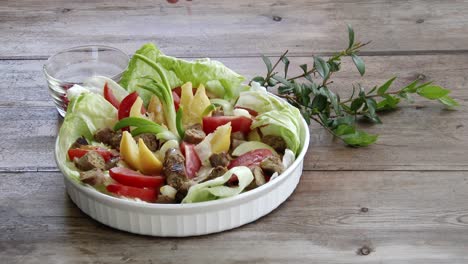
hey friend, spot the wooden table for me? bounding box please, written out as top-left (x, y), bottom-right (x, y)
top-left (1, 1), bottom-right (468, 263)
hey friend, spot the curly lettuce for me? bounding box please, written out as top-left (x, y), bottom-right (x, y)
top-left (57, 92), bottom-right (118, 181)
top-left (120, 43), bottom-right (245, 104)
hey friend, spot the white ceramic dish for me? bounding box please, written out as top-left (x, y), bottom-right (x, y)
top-left (55, 115), bottom-right (310, 237)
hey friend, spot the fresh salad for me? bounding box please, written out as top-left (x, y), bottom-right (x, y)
top-left (57, 43), bottom-right (305, 204)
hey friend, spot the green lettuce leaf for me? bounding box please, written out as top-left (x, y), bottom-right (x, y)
top-left (120, 43), bottom-right (245, 104)
top-left (235, 90), bottom-right (286, 114)
top-left (57, 92), bottom-right (118, 181)
top-left (182, 166), bottom-right (253, 203)
top-left (251, 105), bottom-right (304, 155)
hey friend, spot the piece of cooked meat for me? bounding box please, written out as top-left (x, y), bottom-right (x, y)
top-left (134, 133), bottom-right (159, 152)
top-left (155, 195), bottom-right (176, 204)
top-left (207, 166), bottom-right (228, 181)
top-left (209, 152), bottom-right (230, 167)
top-left (183, 124), bottom-right (206, 144)
top-left (104, 156), bottom-right (120, 170)
top-left (94, 128), bottom-right (122, 149)
top-left (247, 166), bottom-right (266, 190)
top-left (174, 181), bottom-right (195, 203)
top-left (260, 155), bottom-right (284, 175)
top-left (261, 135), bottom-right (287, 154)
top-left (163, 148), bottom-right (189, 191)
top-left (231, 131), bottom-right (246, 141)
top-left (231, 139), bottom-right (246, 150)
top-left (73, 151), bottom-right (106, 171)
top-left (212, 107), bottom-right (224, 116)
top-left (70, 136), bottom-right (89, 149)
top-left (79, 168), bottom-right (106, 186)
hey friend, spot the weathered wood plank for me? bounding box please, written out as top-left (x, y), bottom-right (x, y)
top-left (1, 0), bottom-right (468, 58)
top-left (1, 171), bottom-right (468, 263)
top-left (0, 54), bottom-right (467, 171)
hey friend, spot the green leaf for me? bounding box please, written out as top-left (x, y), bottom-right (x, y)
top-left (299, 64), bottom-right (308, 74)
top-left (334, 124), bottom-right (378, 147)
top-left (282, 56), bottom-right (290, 78)
top-left (438, 95), bottom-right (459, 108)
top-left (278, 85), bottom-right (293, 94)
top-left (311, 94), bottom-right (328, 112)
top-left (367, 86), bottom-right (377, 95)
top-left (398, 92), bottom-right (414, 103)
top-left (347, 24), bottom-right (355, 49)
top-left (328, 60), bottom-right (341, 72)
top-left (401, 80), bottom-right (420, 93)
top-left (267, 78), bottom-right (278, 86)
top-left (321, 87), bottom-right (341, 115)
top-left (351, 54), bottom-right (365, 76)
top-left (331, 115), bottom-right (355, 128)
top-left (314, 56), bottom-right (330, 79)
top-left (251, 76), bottom-right (265, 84)
top-left (365, 98), bottom-right (377, 117)
top-left (377, 95), bottom-right (400, 111)
top-left (377, 77), bottom-right (397, 95)
top-left (350, 98), bottom-right (365, 112)
top-left (417, 85), bottom-right (450, 100)
top-left (272, 75), bottom-right (292, 86)
top-left (262, 55), bottom-right (273, 73)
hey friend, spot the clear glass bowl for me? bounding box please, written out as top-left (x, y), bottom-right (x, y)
top-left (43, 45), bottom-right (129, 117)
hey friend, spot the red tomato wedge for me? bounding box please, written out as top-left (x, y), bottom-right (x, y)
top-left (234, 106), bottom-right (258, 116)
top-left (182, 142), bottom-right (201, 179)
top-left (109, 167), bottom-right (164, 189)
top-left (68, 148), bottom-right (115, 162)
top-left (106, 184), bottom-right (157, 202)
top-left (103, 82), bottom-right (120, 109)
top-left (202, 116), bottom-right (253, 134)
top-left (228, 149), bottom-right (273, 169)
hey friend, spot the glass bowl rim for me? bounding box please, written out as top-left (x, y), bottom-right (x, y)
top-left (43, 44), bottom-right (129, 84)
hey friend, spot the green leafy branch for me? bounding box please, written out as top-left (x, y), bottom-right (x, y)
top-left (252, 25), bottom-right (459, 147)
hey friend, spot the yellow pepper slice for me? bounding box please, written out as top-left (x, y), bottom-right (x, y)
top-left (147, 95), bottom-right (166, 125)
top-left (190, 84), bottom-right (211, 124)
top-left (180, 82), bottom-right (211, 126)
top-left (120, 131), bottom-right (163, 175)
top-left (210, 122), bottom-right (231, 153)
top-left (120, 131), bottom-right (140, 170)
top-left (129, 97), bottom-right (144, 118)
top-left (138, 138), bottom-right (163, 175)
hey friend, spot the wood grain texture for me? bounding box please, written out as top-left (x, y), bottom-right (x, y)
top-left (2, 1), bottom-right (468, 263)
top-left (1, 0), bottom-right (468, 58)
top-left (1, 171), bottom-right (468, 264)
top-left (1, 54), bottom-right (466, 171)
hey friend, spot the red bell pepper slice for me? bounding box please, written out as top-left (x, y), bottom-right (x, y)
top-left (172, 86), bottom-right (182, 97)
top-left (68, 147), bottom-right (116, 162)
top-left (109, 167), bottom-right (164, 189)
top-left (103, 82), bottom-right (120, 109)
top-left (202, 116), bottom-right (252, 134)
top-left (106, 184), bottom-right (157, 202)
top-left (118, 92), bottom-right (139, 120)
top-left (180, 142), bottom-right (201, 179)
top-left (227, 149), bottom-right (273, 169)
top-left (172, 91), bottom-right (181, 111)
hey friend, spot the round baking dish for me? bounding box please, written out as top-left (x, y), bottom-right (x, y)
top-left (55, 108), bottom-right (310, 237)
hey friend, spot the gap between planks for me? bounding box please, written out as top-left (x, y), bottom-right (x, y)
top-left (3, 49), bottom-right (468, 61)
